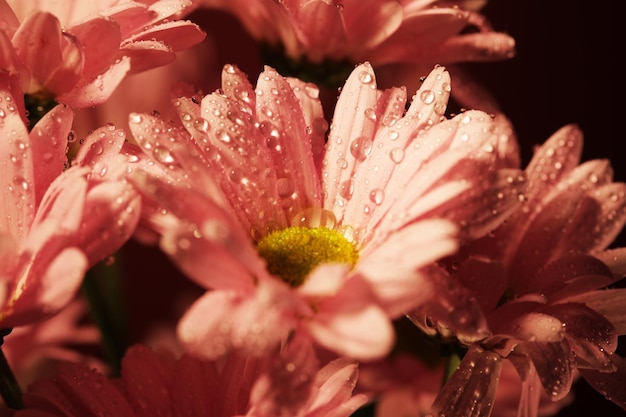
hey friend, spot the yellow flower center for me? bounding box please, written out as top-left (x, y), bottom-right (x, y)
top-left (257, 226), bottom-right (359, 287)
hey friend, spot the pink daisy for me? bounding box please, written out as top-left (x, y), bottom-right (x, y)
top-left (14, 334), bottom-right (367, 417)
top-left (127, 62), bottom-right (525, 361)
top-left (0, 74), bottom-right (141, 329)
top-left (196, 0), bottom-right (514, 77)
top-left (0, 0), bottom-right (205, 108)
top-left (409, 125), bottom-right (626, 416)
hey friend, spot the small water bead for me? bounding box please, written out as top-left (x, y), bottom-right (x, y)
top-left (358, 70), bottom-right (373, 84)
top-left (224, 64), bottom-right (236, 74)
top-left (130, 114), bottom-right (143, 124)
top-left (276, 177), bottom-right (294, 198)
top-left (434, 102), bottom-right (447, 115)
top-left (369, 189), bottom-right (385, 205)
top-left (337, 158), bottom-right (348, 169)
top-left (338, 179), bottom-right (354, 200)
top-left (304, 83), bottom-right (319, 99)
top-left (216, 129), bottom-right (232, 144)
top-left (389, 148), bottom-right (405, 163)
top-left (290, 207), bottom-right (337, 229)
top-left (420, 90), bottom-right (435, 104)
top-left (349, 136), bottom-right (373, 161)
top-left (13, 176), bottom-right (29, 191)
top-left (192, 117), bottom-right (210, 134)
top-left (311, 117), bottom-right (329, 134)
top-left (382, 114), bottom-right (398, 127)
top-left (388, 130), bottom-right (399, 141)
top-left (364, 108), bottom-right (377, 121)
top-left (153, 146), bottom-right (175, 164)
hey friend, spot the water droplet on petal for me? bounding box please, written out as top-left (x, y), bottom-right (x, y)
top-left (389, 148), bottom-right (405, 163)
top-left (349, 136), bottom-right (373, 161)
top-left (290, 207), bottom-right (337, 229)
top-left (153, 146), bottom-right (175, 164)
top-left (369, 189), bottom-right (385, 205)
top-left (420, 90), bottom-right (435, 104)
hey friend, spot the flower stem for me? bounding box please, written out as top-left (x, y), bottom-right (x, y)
top-left (0, 339), bottom-right (24, 410)
top-left (443, 351), bottom-right (462, 385)
top-left (81, 254), bottom-right (129, 376)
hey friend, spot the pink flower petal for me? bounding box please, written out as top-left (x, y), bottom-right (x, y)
top-left (120, 345), bottom-right (176, 414)
top-left (307, 276), bottom-right (395, 360)
top-left (28, 104), bottom-right (73, 205)
top-left (0, 85), bottom-right (35, 242)
top-left (254, 66), bottom-right (322, 219)
top-left (323, 62), bottom-right (379, 217)
top-left (23, 361), bottom-right (136, 417)
top-left (526, 340), bottom-right (575, 401)
top-left (126, 19), bottom-right (205, 53)
top-left (296, 1), bottom-right (348, 61)
top-left (67, 17), bottom-right (122, 81)
top-left (57, 56), bottom-right (131, 107)
top-left (357, 219), bottom-right (457, 316)
top-left (430, 345), bottom-right (503, 417)
top-left (579, 354), bottom-right (626, 411)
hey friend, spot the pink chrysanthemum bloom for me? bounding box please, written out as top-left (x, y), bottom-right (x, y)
top-left (1, 297), bottom-right (104, 400)
top-left (409, 125), bottom-right (626, 416)
top-left (127, 62), bottom-right (525, 360)
top-left (197, 0), bottom-right (514, 86)
top-left (0, 74), bottom-right (141, 329)
top-left (0, 0), bottom-right (205, 109)
top-left (13, 334), bottom-right (367, 417)
top-left (357, 353), bottom-right (572, 417)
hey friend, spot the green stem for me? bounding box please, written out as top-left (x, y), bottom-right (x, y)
top-left (81, 254), bottom-right (129, 376)
top-left (443, 351), bottom-right (462, 385)
top-left (0, 341), bottom-right (24, 410)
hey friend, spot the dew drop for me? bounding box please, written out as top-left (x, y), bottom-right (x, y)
top-left (304, 83), bottom-right (319, 99)
top-left (369, 189), bottom-right (385, 205)
top-left (358, 70), bottom-right (373, 84)
top-left (420, 90), bottom-right (435, 104)
top-left (193, 117), bottom-right (210, 133)
top-left (364, 108), bottom-right (377, 121)
top-left (153, 146), bottom-right (175, 164)
top-left (291, 207), bottom-right (337, 229)
top-left (276, 177), bottom-right (294, 197)
top-left (389, 148), bottom-right (405, 163)
top-left (349, 136), bottom-right (373, 161)
top-left (338, 179), bottom-right (353, 200)
top-left (129, 114), bottom-right (143, 124)
top-left (216, 129), bottom-right (232, 143)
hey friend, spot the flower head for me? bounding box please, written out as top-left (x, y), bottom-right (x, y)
top-left (411, 125), bottom-right (626, 416)
top-left (198, 0), bottom-right (514, 81)
top-left (0, 0), bottom-right (205, 109)
top-left (14, 335), bottom-right (367, 417)
top-left (0, 74), bottom-right (141, 328)
top-left (128, 62), bottom-right (524, 362)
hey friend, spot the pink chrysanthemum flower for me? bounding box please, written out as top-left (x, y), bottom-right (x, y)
top-left (13, 334), bottom-right (367, 417)
top-left (409, 125), bottom-right (626, 416)
top-left (0, 0), bottom-right (205, 108)
top-left (197, 0), bottom-right (514, 83)
top-left (0, 74), bottom-right (141, 329)
top-left (127, 62), bottom-right (525, 361)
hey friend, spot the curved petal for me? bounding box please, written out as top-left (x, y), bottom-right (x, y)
top-left (430, 345), bottom-right (502, 417)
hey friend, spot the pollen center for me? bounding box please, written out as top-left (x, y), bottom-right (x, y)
top-left (257, 226), bottom-right (359, 287)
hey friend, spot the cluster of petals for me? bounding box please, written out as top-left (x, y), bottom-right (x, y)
top-left (410, 125), bottom-right (626, 416)
top-left (0, 0), bottom-right (205, 107)
top-left (126, 61), bottom-right (526, 361)
top-left (198, 0), bottom-right (515, 67)
top-left (0, 73), bottom-right (141, 329)
top-left (13, 334), bottom-right (367, 417)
